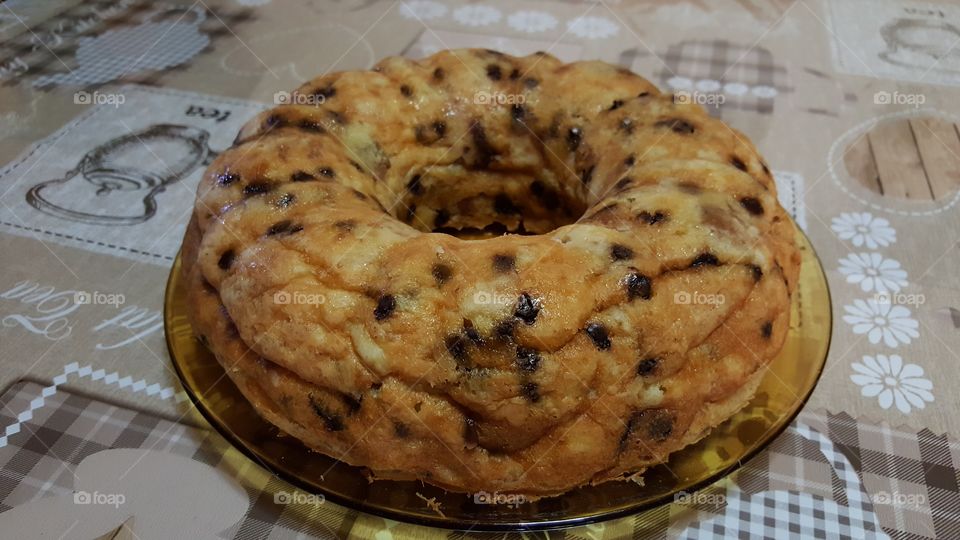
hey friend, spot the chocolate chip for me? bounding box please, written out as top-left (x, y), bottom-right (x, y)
top-left (464, 417), bottom-right (479, 447)
top-left (319, 167), bottom-right (335, 178)
top-left (615, 177), bottom-right (632, 191)
top-left (509, 68), bottom-right (521, 80)
top-left (309, 396), bottom-right (344, 432)
top-left (374, 294), bottom-right (396, 321)
top-left (690, 252), bottom-right (720, 268)
top-left (514, 293), bottom-right (540, 324)
top-left (610, 99), bottom-right (624, 110)
top-left (400, 84), bottom-right (413, 97)
top-left (530, 180), bottom-right (559, 209)
top-left (432, 263), bottom-right (452, 286)
top-left (218, 249), bottom-right (235, 270)
top-left (739, 197), bottom-right (764, 216)
top-left (334, 219), bottom-right (356, 232)
top-left (432, 121), bottom-right (446, 138)
top-left (470, 121), bottom-right (497, 168)
top-left (585, 322), bottom-right (611, 350)
top-left (580, 165), bottom-right (595, 184)
top-left (761, 321), bottom-right (773, 339)
top-left (520, 382), bottom-right (540, 403)
top-left (264, 114), bottom-right (283, 129)
top-left (314, 85), bottom-right (336, 99)
top-left (624, 271), bottom-right (652, 300)
top-left (619, 118), bottom-right (634, 134)
top-left (516, 347), bottom-right (541, 373)
top-left (486, 64), bottom-right (502, 81)
top-left (619, 409), bottom-right (674, 452)
top-left (566, 127), bottom-right (583, 152)
top-left (492, 254), bottom-right (515, 273)
top-left (340, 393), bottom-right (362, 414)
top-left (750, 264), bottom-right (763, 282)
top-left (523, 77), bottom-right (539, 89)
top-left (394, 422), bottom-right (409, 438)
top-left (624, 155), bottom-right (636, 166)
top-left (297, 119), bottom-right (324, 133)
top-left (445, 334), bottom-right (469, 366)
top-left (510, 104), bottom-right (525, 122)
top-left (638, 210), bottom-right (667, 225)
top-left (647, 412), bottom-right (674, 441)
top-left (463, 321), bottom-right (483, 345)
top-left (216, 172), bottom-right (239, 186)
top-left (494, 194), bottom-right (519, 214)
top-left (611, 244), bottom-right (634, 261)
top-left (266, 220), bottom-right (303, 236)
top-left (406, 175), bottom-right (424, 196)
top-left (433, 67), bottom-right (445, 81)
top-left (243, 182), bottom-right (272, 197)
top-left (434, 209), bottom-right (450, 228)
top-left (637, 357), bottom-right (659, 376)
top-left (291, 171), bottom-right (315, 182)
top-left (655, 118), bottom-right (695, 134)
top-left (494, 319), bottom-right (516, 341)
top-left (731, 156), bottom-right (747, 172)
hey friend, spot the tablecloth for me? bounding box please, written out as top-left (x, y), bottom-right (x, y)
top-left (1, 0), bottom-right (959, 538)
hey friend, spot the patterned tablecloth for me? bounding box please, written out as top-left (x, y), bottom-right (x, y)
top-left (1, 0), bottom-right (959, 538)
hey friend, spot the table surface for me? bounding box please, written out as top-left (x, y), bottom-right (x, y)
top-left (1, 0), bottom-right (959, 538)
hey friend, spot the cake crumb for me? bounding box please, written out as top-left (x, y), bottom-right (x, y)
top-left (416, 492), bottom-right (445, 517)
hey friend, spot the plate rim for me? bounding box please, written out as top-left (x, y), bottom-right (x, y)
top-left (164, 226), bottom-right (832, 532)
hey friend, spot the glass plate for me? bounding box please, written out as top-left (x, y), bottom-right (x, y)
top-left (164, 226), bottom-right (831, 532)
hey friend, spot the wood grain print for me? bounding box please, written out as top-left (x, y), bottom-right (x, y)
top-left (844, 116), bottom-right (960, 200)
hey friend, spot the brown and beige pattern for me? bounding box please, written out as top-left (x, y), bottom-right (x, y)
top-left (0, 0), bottom-right (959, 537)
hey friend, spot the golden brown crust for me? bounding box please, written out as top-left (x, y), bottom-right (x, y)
top-left (181, 49), bottom-right (800, 496)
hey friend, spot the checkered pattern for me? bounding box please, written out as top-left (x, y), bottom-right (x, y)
top-left (0, 381), bottom-right (353, 539)
top-left (0, 381), bottom-right (957, 538)
top-left (677, 423), bottom-right (885, 539)
top-left (657, 39), bottom-right (792, 116)
top-left (664, 413), bottom-right (960, 540)
top-left (0, 0), bottom-right (254, 89)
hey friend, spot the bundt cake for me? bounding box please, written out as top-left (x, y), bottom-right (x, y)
top-left (180, 48), bottom-right (800, 496)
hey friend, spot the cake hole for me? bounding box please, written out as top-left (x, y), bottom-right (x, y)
top-left (397, 175), bottom-right (587, 239)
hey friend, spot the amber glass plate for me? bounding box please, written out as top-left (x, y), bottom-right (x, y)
top-left (164, 228), bottom-right (830, 532)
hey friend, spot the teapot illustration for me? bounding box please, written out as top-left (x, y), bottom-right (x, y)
top-left (34, 6), bottom-right (209, 87)
top-left (879, 18), bottom-right (960, 74)
top-left (26, 124), bottom-right (215, 225)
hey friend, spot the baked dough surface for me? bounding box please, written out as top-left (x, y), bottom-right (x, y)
top-left (182, 49), bottom-right (800, 496)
